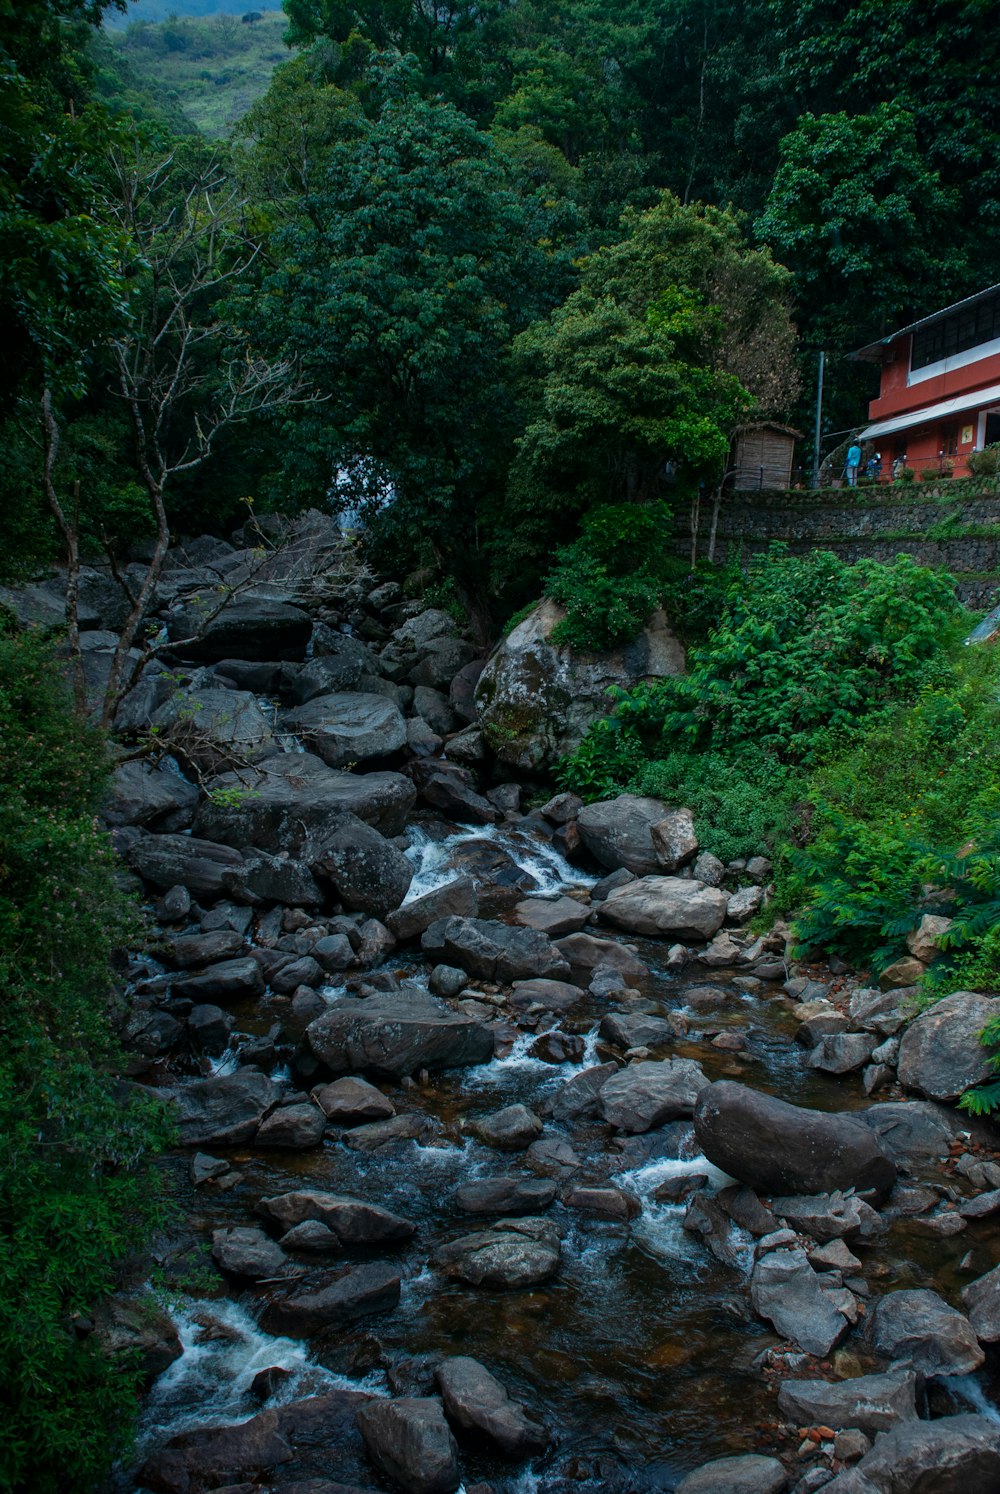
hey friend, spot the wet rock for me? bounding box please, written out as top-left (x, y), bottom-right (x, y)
top-left (196, 754), bottom-right (415, 850)
top-left (150, 688), bottom-right (276, 774)
top-left (343, 1114), bottom-right (430, 1150)
top-left (750, 1248), bottom-right (852, 1357)
top-left (682, 1191), bottom-right (749, 1267)
top-left (455, 1177), bottom-right (557, 1215)
top-left (128, 833), bottom-right (245, 900)
top-left (959, 1189), bottom-right (1000, 1219)
top-left (104, 761), bottom-right (200, 829)
top-left (599, 1012), bottom-right (676, 1049)
top-left (962, 1262), bottom-right (1000, 1342)
top-left (879, 955), bottom-right (926, 990)
top-left (256, 1102), bottom-right (327, 1149)
top-left (167, 596), bottom-right (312, 662)
top-left (599, 877), bottom-right (728, 941)
top-left (727, 885), bottom-right (764, 924)
top-left (540, 792), bottom-right (583, 825)
top-left (421, 916), bottom-right (570, 984)
top-left (693, 1082), bottom-right (897, 1203)
top-left (212, 1226), bottom-right (291, 1281)
top-left (653, 1173), bottom-right (707, 1204)
top-left (770, 1192), bottom-right (884, 1241)
top-left (576, 794), bottom-right (679, 876)
top-left (310, 815), bottom-right (413, 919)
top-left (807, 1033), bottom-right (878, 1075)
top-left (225, 851), bottom-right (325, 908)
top-left (597, 1059), bottom-right (708, 1132)
top-left (526, 1137), bottom-right (581, 1175)
top-left (429, 964), bottom-right (469, 999)
top-left (280, 1220), bottom-right (342, 1254)
top-left (543, 1062), bottom-right (619, 1122)
top-left (356, 1397), bottom-right (460, 1494)
top-left (173, 957), bottom-right (265, 1004)
top-left (257, 1190), bottom-right (416, 1244)
top-left (693, 852), bottom-right (725, 886)
top-left (896, 991), bottom-right (1000, 1101)
top-left (808, 1238), bottom-right (862, 1273)
top-left (471, 1104), bottom-right (543, 1150)
top-left (190, 1152), bottom-right (230, 1185)
top-left (716, 1184), bottom-right (777, 1237)
top-left (650, 808), bottom-right (698, 873)
top-left (675, 1453), bottom-right (788, 1493)
top-left (312, 1077), bottom-right (396, 1126)
top-left (433, 1218), bottom-right (561, 1289)
top-left (260, 1262), bottom-right (401, 1338)
top-left (846, 988), bottom-right (907, 1040)
top-left (866, 1288), bottom-right (984, 1376)
top-left (92, 1294), bottom-right (182, 1382)
top-left (450, 658), bottom-right (486, 723)
top-left (553, 932), bottom-right (649, 987)
top-left (436, 1357), bottom-right (548, 1456)
top-left (565, 1186), bottom-right (641, 1221)
top-left (509, 977), bottom-right (585, 1012)
top-left (777, 1370), bottom-right (917, 1438)
top-left (475, 600), bottom-right (684, 772)
top-left (157, 884), bottom-right (192, 922)
top-left (282, 692), bottom-right (406, 769)
top-left (169, 1071), bottom-right (278, 1147)
top-left (386, 878), bottom-right (479, 942)
top-left (306, 989), bottom-right (494, 1077)
top-left (138, 1408), bottom-right (293, 1493)
top-left (819, 1413), bottom-right (1000, 1494)
top-left (187, 1003), bottom-right (233, 1053)
top-left (512, 895), bottom-right (590, 937)
top-left (286, 640), bottom-right (374, 702)
top-left (271, 956), bottom-right (324, 994)
top-left (861, 1100), bottom-right (973, 1165)
top-left (529, 1029), bottom-right (585, 1064)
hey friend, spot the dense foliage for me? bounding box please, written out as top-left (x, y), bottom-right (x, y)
top-left (0, 629), bottom-right (171, 1492)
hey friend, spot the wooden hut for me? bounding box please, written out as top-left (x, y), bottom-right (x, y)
top-left (730, 422), bottom-right (802, 491)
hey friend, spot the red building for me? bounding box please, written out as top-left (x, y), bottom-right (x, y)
top-left (852, 285), bottom-right (1000, 477)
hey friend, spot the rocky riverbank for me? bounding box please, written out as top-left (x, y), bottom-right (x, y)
top-left (8, 517), bottom-right (1000, 1494)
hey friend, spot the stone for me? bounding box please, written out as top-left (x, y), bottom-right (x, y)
top-left (599, 1012), bottom-right (676, 1049)
top-left (306, 989), bottom-right (494, 1077)
top-left (355, 1398), bottom-right (460, 1494)
top-left (808, 1238), bottom-right (862, 1273)
top-left (675, 1454), bottom-right (788, 1494)
top-left (271, 956), bottom-right (324, 994)
top-left (599, 877), bottom-right (728, 940)
top-left (436, 1357), bottom-right (547, 1457)
top-left (137, 1408), bottom-right (293, 1493)
top-left (959, 1189), bottom-right (1000, 1218)
top-left (128, 834), bottom-right (245, 900)
top-left (386, 878), bottom-right (479, 942)
top-left (433, 1218), bottom-right (561, 1289)
top-left (819, 1414), bottom-right (1000, 1494)
top-left (279, 1220), bottom-right (341, 1254)
top-left (512, 895), bottom-right (590, 937)
top-left (150, 688), bottom-right (276, 774)
top-left (449, 658), bottom-right (486, 723)
top-left (471, 1104), bottom-right (543, 1150)
top-left (683, 1191), bottom-right (751, 1268)
top-left (694, 851), bottom-right (726, 886)
top-left (650, 808), bottom-right (698, 872)
top-left (173, 957), bottom-right (265, 1004)
top-left (554, 932), bottom-right (649, 987)
top-left (225, 851), bottom-right (325, 908)
top-left (796, 1012), bottom-right (850, 1047)
top-left (104, 761), bottom-right (200, 829)
top-left (260, 1262), bottom-right (401, 1338)
top-left (777, 1371), bottom-right (918, 1438)
top-left (879, 955), bottom-right (926, 990)
top-left (862, 1100), bottom-right (971, 1165)
top-left (896, 991), bottom-right (1000, 1101)
top-left (212, 1226), bottom-right (290, 1281)
top-left (727, 885), bottom-right (764, 924)
top-left (286, 640), bottom-right (373, 702)
top-left (847, 988), bottom-right (907, 1037)
top-left (166, 595), bottom-right (312, 662)
top-left (962, 1262), bottom-right (1000, 1342)
top-left (576, 795), bottom-right (681, 878)
top-left (693, 1082), bottom-right (897, 1203)
top-left (421, 916), bottom-right (570, 984)
top-left (750, 1248), bottom-right (851, 1357)
top-left (91, 1294), bottom-right (182, 1382)
top-left (312, 1077), bottom-right (396, 1126)
top-left (807, 1034), bottom-right (879, 1075)
top-left (475, 600), bottom-right (684, 772)
top-left (414, 763), bottom-right (500, 826)
top-left (256, 1190), bottom-right (416, 1244)
top-left (413, 685), bottom-right (457, 735)
top-left (312, 933), bottom-right (356, 973)
top-left (906, 913), bottom-right (954, 963)
top-left (187, 1003), bottom-right (233, 1053)
top-left (281, 692), bottom-right (406, 768)
top-left (597, 1059), bottom-right (708, 1132)
top-left (455, 1178), bottom-right (556, 1215)
top-left (342, 1114), bottom-right (430, 1151)
top-left (196, 753), bottom-right (415, 850)
top-left (429, 964), bottom-right (469, 999)
top-left (565, 1186), bottom-right (641, 1221)
top-left (543, 1062), bottom-right (620, 1122)
top-left (529, 1029), bottom-right (585, 1064)
top-left (539, 792), bottom-right (583, 825)
top-left (309, 815), bottom-right (413, 919)
top-left (168, 1071), bottom-right (278, 1146)
top-left (509, 977), bottom-right (585, 1012)
top-left (256, 1103), bottom-right (327, 1149)
top-left (865, 1288), bottom-right (984, 1376)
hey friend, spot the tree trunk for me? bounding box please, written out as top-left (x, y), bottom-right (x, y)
top-left (40, 392), bottom-right (86, 713)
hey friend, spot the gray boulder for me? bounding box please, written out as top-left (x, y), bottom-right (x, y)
top-left (455, 1178), bottom-right (556, 1215)
top-left (962, 1262), bottom-right (1000, 1342)
top-left (866, 1288), bottom-right (984, 1376)
top-left (896, 991), bottom-right (1000, 1101)
top-left (808, 1032), bottom-right (879, 1074)
top-left (312, 1077), bottom-right (396, 1126)
top-left (650, 808), bottom-right (698, 872)
top-left (471, 1104), bottom-right (543, 1150)
top-left (770, 1191), bottom-right (883, 1241)
top-left (512, 895), bottom-right (591, 937)
top-left (693, 1082), bottom-right (897, 1203)
top-left (257, 1189), bottom-right (415, 1244)
top-left (137, 1407), bottom-right (293, 1493)
top-left (356, 1397), bottom-right (460, 1494)
top-left (172, 957), bottom-right (264, 1003)
top-left (750, 1248), bottom-right (852, 1356)
top-left (433, 1218), bottom-right (560, 1289)
top-left (436, 1357), bottom-right (547, 1456)
top-left (150, 688), bottom-right (275, 774)
top-left (104, 761), bottom-right (200, 829)
top-left (260, 1261), bottom-right (401, 1338)
top-left (223, 850), bottom-right (325, 908)
top-left (543, 1063), bottom-right (619, 1122)
top-left (598, 1059), bottom-right (708, 1132)
top-left (509, 977), bottom-right (585, 1012)
top-left (675, 1454), bottom-right (788, 1494)
top-left (166, 595), bottom-right (312, 662)
top-left (599, 877), bottom-right (728, 940)
top-left (386, 877), bottom-right (479, 942)
top-left (309, 815), bottom-right (413, 919)
top-left (421, 916), bottom-right (570, 983)
top-left (287, 641), bottom-right (374, 702)
top-left (599, 1012), bottom-right (676, 1049)
top-left (212, 1226), bottom-right (290, 1281)
top-left (553, 932), bottom-right (650, 987)
top-left (169, 1071), bottom-right (278, 1146)
top-left (282, 692), bottom-right (406, 768)
top-left (861, 1100), bottom-right (973, 1166)
top-left (306, 989), bottom-right (494, 1077)
top-left (776, 1370), bottom-right (918, 1438)
top-left (577, 794), bottom-right (677, 876)
top-left (819, 1414), bottom-right (1000, 1494)
top-left (255, 1103), bottom-right (327, 1149)
top-left (127, 834), bottom-right (245, 900)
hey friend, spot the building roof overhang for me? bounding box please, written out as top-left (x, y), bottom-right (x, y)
top-left (858, 381), bottom-right (1000, 441)
top-left (849, 283), bottom-right (1000, 362)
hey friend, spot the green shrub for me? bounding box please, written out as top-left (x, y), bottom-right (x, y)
top-left (545, 503), bottom-right (672, 650)
top-left (894, 465), bottom-right (917, 484)
top-left (966, 443), bottom-right (1000, 480)
top-left (632, 747), bottom-right (803, 863)
top-left (0, 631), bottom-right (170, 1493)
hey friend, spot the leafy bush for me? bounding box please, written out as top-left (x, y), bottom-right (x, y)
top-left (0, 630), bottom-right (170, 1492)
top-left (545, 503), bottom-right (672, 650)
top-left (966, 443), bottom-right (1000, 480)
top-left (894, 464), bottom-right (917, 484)
top-left (632, 747), bottom-right (803, 863)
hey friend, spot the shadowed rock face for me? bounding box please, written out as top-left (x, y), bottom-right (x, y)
top-left (306, 988), bottom-right (494, 1077)
top-left (693, 1080), bottom-right (897, 1203)
top-left (356, 1397), bottom-right (460, 1494)
top-left (896, 990), bottom-right (1000, 1101)
top-left (819, 1413), bottom-right (1000, 1494)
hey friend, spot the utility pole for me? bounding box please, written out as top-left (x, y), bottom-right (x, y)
top-left (812, 349), bottom-right (825, 489)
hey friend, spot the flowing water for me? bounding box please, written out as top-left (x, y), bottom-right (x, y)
top-left (129, 820), bottom-right (1000, 1492)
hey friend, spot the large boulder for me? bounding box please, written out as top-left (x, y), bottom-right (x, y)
top-left (433, 1218), bottom-right (560, 1289)
top-left (455, 1178), bottom-right (557, 1215)
top-left (150, 688), bottom-right (276, 774)
top-left (865, 1288), bottom-right (985, 1376)
top-left (577, 795), bottom-right (695, 876)
top-left (168, 1071), bottom-right (278, 1146)
top-left (776, 1370), bottom-right (918, 1438)
top-left (435, 1357), bottom-right (547, 1457)
top-left (597, 1059), bottom-right (708, 1132)
top-left (861, 1100), bottom-right (975, 1166)
top-left (421, 916), bottom-right (570, 984)
top-left (962, 1263), bottom-right (1000, 1342)
top-left (749, 1247), bottom-right (852, 1356)
top-left (475, 599), bottom-right (685, 772)
top-left (306, 989), bottom-right (494, 1077)
top-left (127, 834), bottom-right (245, 900)
top-left (386, 877), bottom-right (479, 942)
top-left (693, 1082), bottom-right (897, 1203)
top-left (896, 991), bottom-right (1000, 1102)
top-left (310, 815), bottom-right (413, 919)
top-left (195, 752), bottom-right (416, 848)
top-left (260, 1261), bottom-right (401, 1337)
top-left (286, 638), bottom-right (376, 703)
top-left (282, 692), bottom-right (407, 768)
top-left (257, 1190), bottom-right (415, 1244)
top-left (166, 594), bottom-right (313, 662)
top-left (356, 1398), bottom-right (460, 1494)
top-left (103, 761), bottom-right (199, 829)
top-left (819, 1414), bottom-right (1000, 1494)
top-left (599, 877), bottom-right (728, 941)
top-left (675, 1455), bottom-right (788, 1494)
top-left (137, 1408), bottom-right (293, 1494)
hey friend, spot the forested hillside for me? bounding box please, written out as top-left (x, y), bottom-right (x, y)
top-left (3, 1), bottom-right (1000, 1490)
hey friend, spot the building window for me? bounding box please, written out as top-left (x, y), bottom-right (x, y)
top-left (940, 427), bottom-right (958, 457)
top-left (911, 289), bottom-right (1000, 370)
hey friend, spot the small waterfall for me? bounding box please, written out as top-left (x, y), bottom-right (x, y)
top-left (403, 821), bottom-right (595, 903)
top-left (611, 1155), bottom-right (740, 1266)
